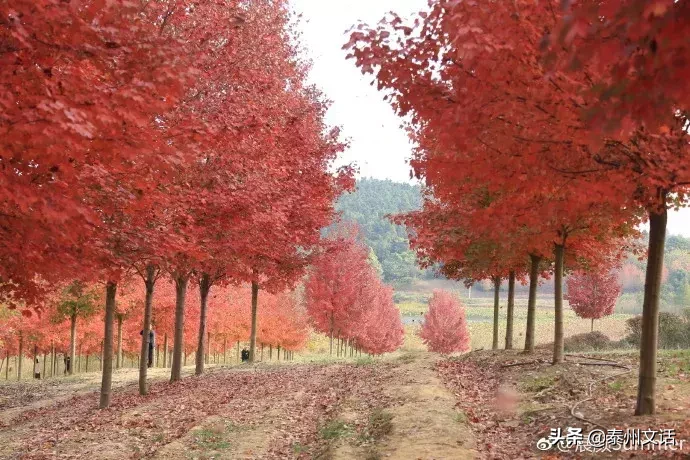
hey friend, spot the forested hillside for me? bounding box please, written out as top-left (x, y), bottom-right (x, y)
top-left (336, 178), bottom-right (428, 283)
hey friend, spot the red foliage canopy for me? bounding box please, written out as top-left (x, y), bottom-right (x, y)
top-left (419, 290), bottom-right (471, 355)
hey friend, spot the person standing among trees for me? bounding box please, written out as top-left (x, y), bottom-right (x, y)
top-left (33, 358), bottom-right (40, 379)
top-left (140, 329), bottom-right (155, 368)
top-left (63, 354), bottom-right (71, 375)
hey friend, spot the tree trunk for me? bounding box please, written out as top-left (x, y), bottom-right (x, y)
top-left (163, 334), bottom-right (168, 368)
top-left (223, 338), bottom-right (227, 364)
top-left (249, 280), bottom-right (259, 363)
top-left (261, 343), bottom-right (264, 361)
top-left (524, 254), bottom-right (541, 353)
top-left (505, 271), bottom-right (516, 350)
top-left (591, 318), bottom-right (594, 333)
top-left (195, 273), bottom-right (212, 376)
top-left (100, 341), bottom-right (103, 371)
top-left (237, 341), bottom-right (240, 363)
top-left (116, 315), bottom-right (123, 369)
top-left (17, 331), bottom-right (23, 380)
top-left (329, 313), bottom-right (334, 355)
top-left (553, 243), bottom-right (565, 365)
top-left (139, 265), bottom-right (156, 395)
top-left (170, 274), bottom-right (188, 383)
top-left (156, 345), bottom-right (160, 368)
top-left (86, 355), bottom-right (89, 372)
top-left (206, 332), bottom-right (211, 364)
top-left (278, 345), bottom-right (281, 361)
top-left (269, 344), bottom-right (273, 360)
top-left (492, 277), bottom-right (501, 350)
top-left (99, 281), bottom-right (117, 409)
top-left (636, 205), bottom-right (667, 416)
top-left (69, 314), bottom-right (77, 376)
top-left (51, 342), bottom-right (55, 378)
top-left (42, 353), bottom-right (46, 378)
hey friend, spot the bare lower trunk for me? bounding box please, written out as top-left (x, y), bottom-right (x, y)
top-left (17, 332), bottom-right (23, 380)
top-left (492, 277), bottom-right (501, 350)
top-left (99, 282), bottom-right (117, 408)
top-left (329, 313), bottom-right (334, 355)
top-left (51, 342), bottom-right (55, 378)
top-left (636, 205), bottom-right (667, 415)
top-left (171, 274), bottom-right (189, 383)
top-left (591, 318), bottom-right (594, 333)
top-left (69, 315), bottom-right (77, 376)
top-left (195, 273), bottom-right (212, 376)
top-left (237, 341), bottom-right (240, 363)
top-left (524, 254), bottom-right (541, 353)
top-left (505, 271), bottom-right (515, 350)
top-left (116, 316), bottom-right (123, 369)
top-left (163, 334), bottom-right (168, 368)
top-left (553, 243), bottom-right (565, 365)
top-left (223, 338), bottom-right (227, 364)
top-left (139, 265), bottom-right (156, 395)
top-left (249, 281), bottom-right (259, 363)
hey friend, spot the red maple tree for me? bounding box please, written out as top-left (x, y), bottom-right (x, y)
top-left (419, 290), bottom-right (471, 355)
top-left (566, 269), bottom-right (622, 332)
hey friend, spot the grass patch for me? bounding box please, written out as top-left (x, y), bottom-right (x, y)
top-left (520, 375), bottom-right (556, 393)
top-left (355, 356), bottom-right (374, 366)
top-left (453, 410), bottom-right (468, 424)
top-left (192, 427), bottom-right (231, 451)
top-left (293, 442), bottom-right (308, 455)
top-left (608, 380), bottom-right (624, 392)
top-left (320, 419), bottom-right (352, 440)
top-left (368, 409), bottom-right (393, 439)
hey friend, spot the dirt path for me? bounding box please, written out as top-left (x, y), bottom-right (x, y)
top-left (331, 352), bottom-right (476, 459)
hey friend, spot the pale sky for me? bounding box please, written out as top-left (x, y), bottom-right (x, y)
top-left (289, 0), bottom-right (690, 238)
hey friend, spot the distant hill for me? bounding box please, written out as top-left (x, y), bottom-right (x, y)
top-left (335, 178), bottom-right (429, 283)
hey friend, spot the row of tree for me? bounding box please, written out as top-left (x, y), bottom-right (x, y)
top-left (305, 229), bottom-right (405, 356)
top-left (347, 0), bottom-right (689, 416)
top-left (2, 0), bottom-right (355, 408)
top-left (0, 281), bottom-right (309, 380)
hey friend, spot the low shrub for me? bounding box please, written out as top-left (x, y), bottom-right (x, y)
top-left (563, 331), bottom-right (612, 352)
top-left (624, 311), bottom-right (690, 349)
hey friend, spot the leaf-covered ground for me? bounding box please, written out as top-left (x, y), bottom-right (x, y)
top-left (0, 353), bottom-right (473, 459)
top-left (437, 349), bottom-right (690, 459)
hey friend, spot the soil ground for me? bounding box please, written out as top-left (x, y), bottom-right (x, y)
top-left (0, 350), bottom-right (688, 459)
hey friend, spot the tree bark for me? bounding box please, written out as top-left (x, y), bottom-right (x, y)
top-left (51, 342), bottom-right (55, 378)
top-left (329, 312), bottom-right (334, 355)
top-left (591, 318), bottom-right (594, 333)
top-left (237, 341), bottom-right (240, 363)
top-left (163, 334), bottom-right (168, 368)
top-left (553, 243), bottom-right (565, 365)
top-left (505, 271), bottom-right (515, 350)
top-left (492, 277), bottom-right (501, 350)
top-left (17, 331), bottom-right (23, 380)
top-left (116, 315), bottom-right (123, 369)
top-left (223, 338), bottom-right (227, 364)
top-left (42, 353), bottom-right (46, 379)
top-left (99, 281), bottom-right (117, 409)
top-left (524, 254), bottom-right (541, 353)
top-left (170, 274), bottom-right (188, 383)
top-left (636, 205), bottom-right (667, 416)
top-left (249, 280), bottom-right (259, 363)
top-left (195, 273), bottom-right (212, 376)
top-left (139, 265), bottom-right (156, 395)
top-left (69, 314), bottom-right (77, 376)
top-left (261, 343), bottom-right (264, 361)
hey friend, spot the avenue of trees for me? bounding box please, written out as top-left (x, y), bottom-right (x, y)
top-left (346, 0), bottom-right (689, 416)
top-left (0, 0), bottom-right (413, 409)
